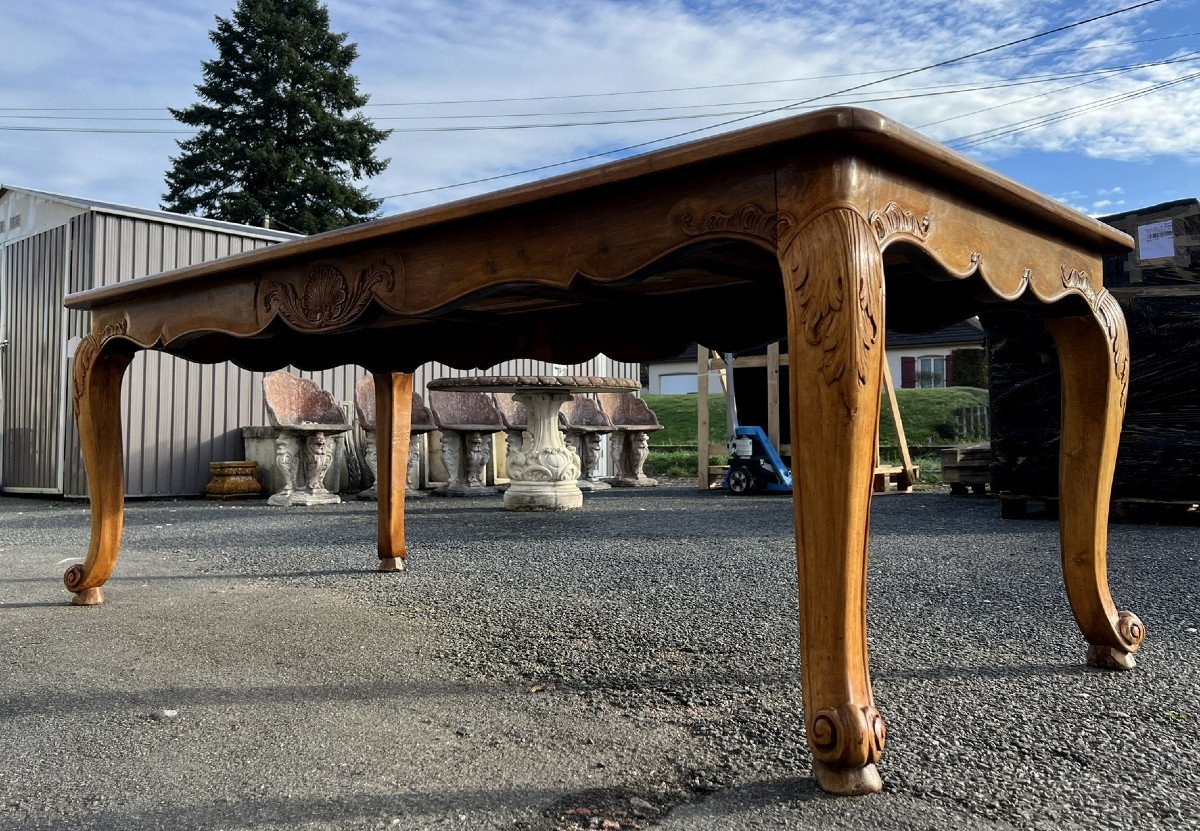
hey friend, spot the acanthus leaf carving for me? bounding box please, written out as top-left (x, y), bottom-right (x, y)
top-left (261, 259), bottom-right (398, 332)
top-left (682, 203), bottom-right (797, 244)
top-left (72, 320), bottom-right (129, 417)
top-left (786, 207), bottom-right (882, 418)
top-left (1061, 265), bottom-right (1129, 408)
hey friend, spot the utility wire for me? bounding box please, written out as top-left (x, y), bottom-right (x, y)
top-left (948, 69), bottom-right (1200, 148)
top-left (378, 0), bottom-right (1168, 200)
top-left (4, 53), bottom-right (1196, 131)
top-left (2, 28), bottom-right (1193, 115)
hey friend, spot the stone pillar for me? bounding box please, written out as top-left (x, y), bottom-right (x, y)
top-left (503, 391), bottom-right (583, 510)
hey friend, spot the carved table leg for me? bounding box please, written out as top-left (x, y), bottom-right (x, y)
top-left (65, 333), bottom-right (134, 606)
top-left (1047, 290), bottom-right (1145, 669)
top-left (374, 372), bottom-right (413, 572)
top-left (781, 206), bottom-right (887, 795)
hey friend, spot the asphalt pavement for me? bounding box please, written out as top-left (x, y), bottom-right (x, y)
top-left (1, 486), bottom-right (1197, 831)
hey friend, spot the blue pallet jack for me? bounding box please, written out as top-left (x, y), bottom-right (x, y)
top-left (722, 425), bottom-right (793, 494)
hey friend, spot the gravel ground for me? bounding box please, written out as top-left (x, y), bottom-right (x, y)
top-left (1, 486), bottom-right (1197, 831)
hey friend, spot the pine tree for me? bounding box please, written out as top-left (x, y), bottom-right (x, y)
top-left (163, 0), bottom-right (390, 234)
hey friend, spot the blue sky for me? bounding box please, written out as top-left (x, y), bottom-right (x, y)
top-left (2, 0), bottom-right (1198, 222)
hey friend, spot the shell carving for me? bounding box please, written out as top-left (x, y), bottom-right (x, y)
top-left (262, 260), bottom-right (397, 332)
top-left (867, 201), bottom-right (930, 245)
top-left (682, 203), bottom-right (797, 244)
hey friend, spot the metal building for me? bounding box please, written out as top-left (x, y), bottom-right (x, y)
top-left (0, 186), bottom-right (638, 497)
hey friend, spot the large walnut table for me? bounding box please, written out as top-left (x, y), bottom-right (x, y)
top-left (62, 107), bottom-right (1143, 796)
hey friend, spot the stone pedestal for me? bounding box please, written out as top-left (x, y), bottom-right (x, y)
top-left (265, 424), bottom-right (347, 506)
top-left (358, 430), bottom-right (432, 500)
top-left (243, 426), bottom-right (346, 495)
top-left (205, 461), bottom-right (262, 500)
top-left (608, 430), bottom-right (659, 487)
top-left (568, 431), bottom-right (611, 491)
top-left (436, 430), bottom-right (499, 497)
top-left (504, 391), bottom-right (583, 511)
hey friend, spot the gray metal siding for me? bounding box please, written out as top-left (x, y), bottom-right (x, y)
top-left (44, 211), bottom-right (639, 498)
top-left (63, 213), bottom-right (283, 497)
top-left (1, 225), bottom-right (67, 490)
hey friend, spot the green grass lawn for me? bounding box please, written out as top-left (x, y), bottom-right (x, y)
top-left (641, 388), bottom-right (989, 480)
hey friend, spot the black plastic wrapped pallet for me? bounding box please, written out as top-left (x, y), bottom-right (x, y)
top-left (983, 293), bottom-right (1200, 502)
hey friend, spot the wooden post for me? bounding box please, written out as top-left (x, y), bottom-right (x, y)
top-left (696, 346), bottom-right (710, 488)
top-left (767, 341), bottom-right (781, 451)
top-left (882, 360), bottom-right (917, 489)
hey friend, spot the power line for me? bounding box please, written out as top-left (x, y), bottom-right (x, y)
top-left (4, 53), bottom-right (1195, 132)
top-left (2, 28), bottom-right (1194, 116)
top-left (5, 52), bottom-right (1195, 136)
top-left (378, 0), bottom-right (1169, 200)
top-left (357, 30), bottom-right (1200, 108)
top-left (948, 69), bottom-right (1200, 148)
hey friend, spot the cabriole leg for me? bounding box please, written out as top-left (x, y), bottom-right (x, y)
top-left (65, 334), bottom-right (134, 606)
top-left (374, 372), bottom-right (413, 572)
top-left (780, 206), bottom-right (887, 795)
top-left (1047, 291), bottom-right (1145, 669)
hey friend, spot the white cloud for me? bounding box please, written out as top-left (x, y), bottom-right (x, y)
top-left (2, 0), bottom-right (1197, 218)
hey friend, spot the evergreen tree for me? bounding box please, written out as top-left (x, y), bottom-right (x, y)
top-left (163, 0), bottom-right (389, 234)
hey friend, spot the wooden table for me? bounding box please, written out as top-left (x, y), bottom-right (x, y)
top-left (425, 375), bottom-right (638, 510)
top-left (62, 107), bottom-right (1143, 796)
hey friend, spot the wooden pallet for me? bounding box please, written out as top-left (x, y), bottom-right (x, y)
top-left (999, 493), bottom-right (1200, 524)
top-left (874, 465), bottom-right (919, 493)
top-left (941, 444), bottom-right (991, 495)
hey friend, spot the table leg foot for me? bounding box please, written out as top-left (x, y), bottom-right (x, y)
top-left (377, 556), bottom-right (406, 573)
top-left (70, 585), bottom-right (105, 606)
top-left (812, 761), bottom-right (883, 796)
top-left (1088, 644), bottom-right (1137, 671)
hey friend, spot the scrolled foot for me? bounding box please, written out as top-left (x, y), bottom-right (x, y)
top-left (71, 586), bottom-right (105, 606)
top-left (378, 557), bottom-right (406, 573)
top-left (812, 760), bottom-right (883, 796)
top-left (1116, 610), bottom-right (1146, 651)
top-left (807, 704), bottom-right (887, 795)
top-left (1087, 610), bottom-right (1145, 670)
top-left (64, 564), bottom-right (106, 605)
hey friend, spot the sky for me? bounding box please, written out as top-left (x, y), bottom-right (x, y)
top-left (3, 0), bottom-right (1199, 225)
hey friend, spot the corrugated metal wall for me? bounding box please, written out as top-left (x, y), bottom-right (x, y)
top-left (49, 210), bottom-right (640, 498)
top-left (1, 225), bottom-right (68, 491)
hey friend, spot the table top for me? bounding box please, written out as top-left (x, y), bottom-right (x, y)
top-left (63, 106), bottom-right (1133, 378)
top-left (426, 375), bottom-right (640, 395)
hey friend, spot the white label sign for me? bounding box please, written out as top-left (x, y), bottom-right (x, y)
top-left (1137, 220), bottom-right (1175, 261)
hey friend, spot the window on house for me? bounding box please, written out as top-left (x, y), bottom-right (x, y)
top-left (916, 355), bottom-right (946, 388)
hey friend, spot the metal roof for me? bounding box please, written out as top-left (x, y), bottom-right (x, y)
top-left (0, 184), bottom-right (301, 242)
